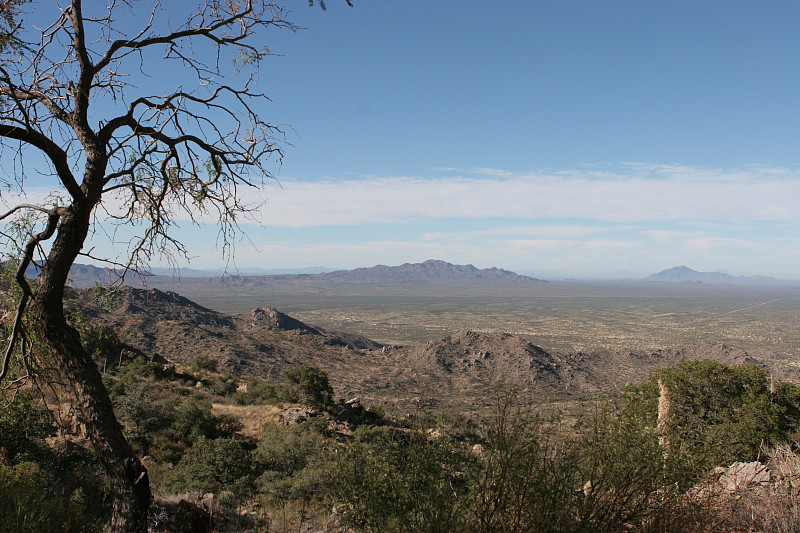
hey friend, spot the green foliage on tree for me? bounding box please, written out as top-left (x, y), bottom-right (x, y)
top-left (161, 437), bottom-right (254, 497)
top-left (282, 365), bottom-right (334, 409)
top-left (334, 425), bottom-right (471, 533)
top-left (626, 360), bottom-right (800, 474)
top-left (0, 0), bottom-right (23, 54)
top-left (253, 423), bottom-right (331, 504)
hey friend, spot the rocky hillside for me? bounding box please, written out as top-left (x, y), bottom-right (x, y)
top-left (76, 288), bottom-right (383, 382)
top-left (74, 287), bottom-right (800, 409)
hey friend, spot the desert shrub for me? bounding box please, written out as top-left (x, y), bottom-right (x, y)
top-left (0, 462), bottom-right (97, 533)
top-left (211, 371), bottom-right (240, 397)
top-left (464, 391), bottom-right (712, 533)
top-left (626, 360), bottom-right (800, 477)
top-left (123, 356), bottom-right (171, 380)
top-left (114, 392), bottom-right (242, 458)
top-left (234, 381), bottom-right (279, 405)
top-left (466, 395), bottom-right (578, 533)
top-left (106, 358), bottom-right (170, 401)
top-left (570, 400), bottom-right (681, 533)
top-left (192, 353), bottom-right (218, 372)
top-left (150, 443), bottom-right (181, 465)
top-left (160, 437), bottom-right (253, 498)
top-left (330, 363), bottom-right (800, 533)
top-left (281, 366), bottom-right (333, 410)
top-left (0, 393), bottom-right (55, 464)
top-left (333, 425), bottom-right (471, 533)
top-left (253, 423), bottom-right (331, 503)
top-left (112, 382), bottom-right (175, 453)
top-left (168, 397), bottom-right (241, 446)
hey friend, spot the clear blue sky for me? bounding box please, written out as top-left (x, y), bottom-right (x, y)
top-left (6, 1), bottom-right (800, 278)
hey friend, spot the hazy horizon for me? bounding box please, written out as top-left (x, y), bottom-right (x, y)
top-left (108, 260), bottom-right (799, 283)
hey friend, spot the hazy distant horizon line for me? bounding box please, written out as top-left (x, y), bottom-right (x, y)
top-left (104, 261), bottom-right (800, 283)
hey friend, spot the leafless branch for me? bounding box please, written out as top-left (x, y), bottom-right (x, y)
top-left (0, 0), bottom-right (296, 272)
top-left (0, 207), bottom-right (60, 384)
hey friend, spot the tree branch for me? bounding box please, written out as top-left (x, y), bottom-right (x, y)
top-left (0, 208), bottom-right (61, 384)
top-left (93, 0), bottom-right (293, 75)
top-left (68, 0), bottom-right (95, 131)
top-left (0, 125), bottom-right (85, 202)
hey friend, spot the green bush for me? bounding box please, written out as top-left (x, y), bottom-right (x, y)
top-left (282, 366), bottom-right (333, 410)
top-left (466, 395), bottom-right (578, 533)
top-left (0, 393), bottom-right (55, 464)
top-left (333, 425), bottom-right (470, 533)
top-left (570, 400), bottom-right (679, 533)
top-left (625, 360), bottom-right (800, 475)
top-left (253, 423), bottom-right (330, 503)
top-left (193, 353), bottom-right (218, 372)
top-left (234, 382), bottom-right (279, 405)
top-left (112, 382), bottom-right (175, 453)
top-left (161, 437), bottom-right (253, 498)
top-left (106, 358), bottom-right (171, 402)
top-left (168, 397), bottom-right (241, 445)
top-left (331, 389), bottom-right (715, 533)
top-left (0, 462), bottom-right (97, 533)
top-left (211, 372), bottom-right (240, 397)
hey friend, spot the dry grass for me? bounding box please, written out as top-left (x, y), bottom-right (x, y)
top-left (678, 445), bottom-right (800, 533)
top-left (211, 402), bottom-right (286, 439)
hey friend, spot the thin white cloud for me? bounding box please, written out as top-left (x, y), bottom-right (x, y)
top-left (245, 164), bottom-right (800, 227)
top-left (471, 167), bottom-right (516, 177)
top-left (475, 225), bottom-right (615, 239)
top-left (5, 165), bottom-right (799, 278)
top-left (6, 165), bottom-right (798, 230)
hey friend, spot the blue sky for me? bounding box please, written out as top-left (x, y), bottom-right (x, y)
top-left (4, 1), bottom-right (800, 278)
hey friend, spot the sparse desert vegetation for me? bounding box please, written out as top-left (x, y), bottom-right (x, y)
top-left (5, 355), bottom-right (800, 532)
top-left (177, 282), bottom-right (800, 358)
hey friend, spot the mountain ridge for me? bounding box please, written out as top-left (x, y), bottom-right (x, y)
top-left (643, 265), bottom-right (783, 285)
top-left (63, 259), bottom-right (546, 290)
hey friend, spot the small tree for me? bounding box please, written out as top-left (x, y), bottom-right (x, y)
top-left (282, 365), bottom-right (334, 409)
top-left (627, 360), bottom-right (800, 474)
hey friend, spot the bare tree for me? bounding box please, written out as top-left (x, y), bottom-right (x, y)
top-left (0, 1), bottom-right (313, 530)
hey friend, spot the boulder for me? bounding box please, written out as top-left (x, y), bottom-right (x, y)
top-left (279, 406), bottom-right (321, 425)
top-left (167, 499), bottom-right (212, 533)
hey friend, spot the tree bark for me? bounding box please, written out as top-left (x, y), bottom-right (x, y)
top-left (31, 207), bottom-right (151, 532)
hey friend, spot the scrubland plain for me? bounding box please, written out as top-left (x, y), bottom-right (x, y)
top-left (172, 281), bottom-right (800, 357)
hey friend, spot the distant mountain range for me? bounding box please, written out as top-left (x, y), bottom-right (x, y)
top-left (60, 259), bottom-right (545, 290)
top-left (145, 266), bottom-right (336, 277)
top-left (27, 261), bottom-right (791, 289)
top-left (315, 259), bottom-right (542, 284)
top-left (642, 266), bottom-right (784, 285)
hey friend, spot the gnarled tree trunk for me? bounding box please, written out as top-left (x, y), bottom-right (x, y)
top-left (31, 207), bottom-right (151, 532)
